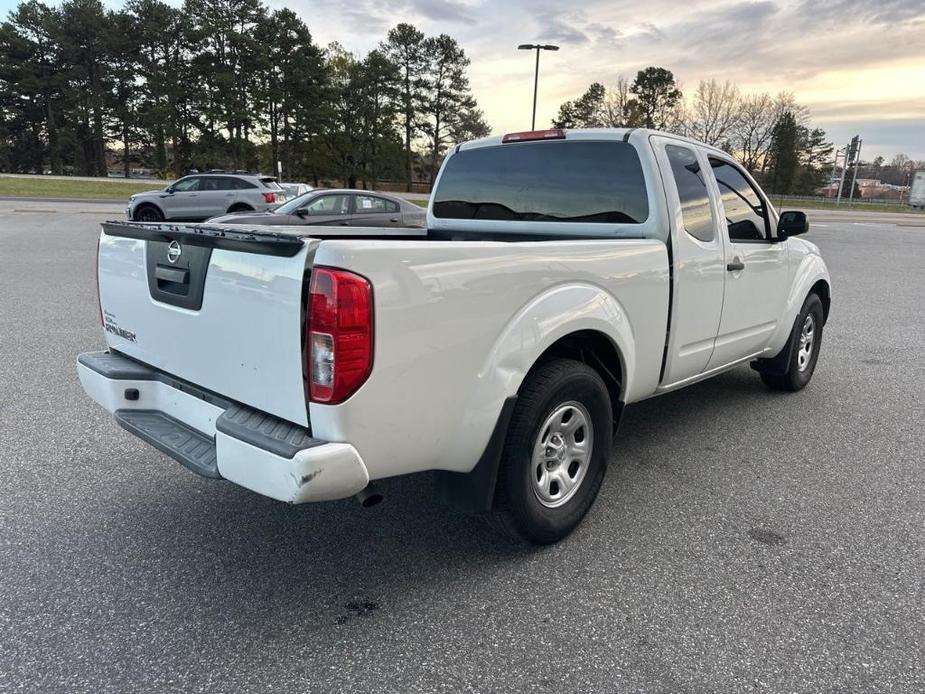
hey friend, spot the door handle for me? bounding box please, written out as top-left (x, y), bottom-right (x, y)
top-left (339, 221), bottom-right (350, 226)
top-left (389, 217), bottom-right (399, 223)
top-left (727, 258), bottom-right (745, 272)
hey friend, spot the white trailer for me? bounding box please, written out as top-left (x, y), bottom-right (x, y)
top-left (910, 171), bottom-right (925, 209)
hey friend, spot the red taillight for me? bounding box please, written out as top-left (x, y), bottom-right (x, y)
top-left (306, 267), bottom-right (373, 404)
top-left (263, 192), bottom-right (276, 204)
top-left (502, 128), bottom-right (566, 143)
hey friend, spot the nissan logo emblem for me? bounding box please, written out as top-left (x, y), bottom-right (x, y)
top-left (167, 240), bottom-right (182, 264)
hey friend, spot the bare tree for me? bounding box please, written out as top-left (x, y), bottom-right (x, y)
top-left (732, 92), bottom-right (775, 173)
top-left (599, 76), bottom-right (644, 127)
top-left (687, 79), bottom-right (741, 147)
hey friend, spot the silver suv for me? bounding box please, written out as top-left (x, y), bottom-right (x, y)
top-left (126, 173), bottom-right (286, 222)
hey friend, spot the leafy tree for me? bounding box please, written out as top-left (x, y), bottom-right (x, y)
top-left (551, 78), bottom-right (647, 130)
top-left (354, 49), bottom-right (401, 186)
top-left (184, 0), bottom-right (266, 170)
top-left (765, 110), bottom-right (800, 194)
top-left (421, 34), bottom-right (483, 184)
top-left (629, 67), bottom-right (682, 130)
top-left (0, 0), bottom-right (66, 172)
top-left (552, 82), bottom-right (606, 128)
top-left (107, 10), bottom-right (143, 178)
top-left (58, 0), bottom-right (112, 175)
top-left (382, 23), bottom-right (427, 191)
top-left (795, 127), bottom-right (833, 194)
top-left (0, 1), bottom-right (491, 187)
top-left (253, 8), bottom-right (325, 179)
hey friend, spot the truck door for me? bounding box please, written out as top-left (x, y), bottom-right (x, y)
top-left (651, 136), bottom-right (726, 384)
top-left (704, 156), bottom-right (789, 368)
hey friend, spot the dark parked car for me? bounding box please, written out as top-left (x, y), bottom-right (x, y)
top-left (207, 189), bottom-right (426, 228)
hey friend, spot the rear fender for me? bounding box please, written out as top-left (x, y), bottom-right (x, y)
top-left (439, 283), bottom-right (633, 513)
top-left (485, 282), bottom-right (633, 398)
top-left (453, 282), bottom-right (634, 451)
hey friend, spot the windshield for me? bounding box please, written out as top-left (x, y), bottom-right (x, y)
top-left (274, 191), bottom-right (316, 214)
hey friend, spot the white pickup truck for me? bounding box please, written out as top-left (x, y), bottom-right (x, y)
top-left (78, 128), bottom-right (831, 544)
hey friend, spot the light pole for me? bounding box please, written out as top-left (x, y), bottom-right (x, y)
top-left (518, 43), bottom-right (559, 130)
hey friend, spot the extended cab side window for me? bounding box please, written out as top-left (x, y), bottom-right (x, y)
top-left (666, 145), bottom-right (715, 242)
top-left (709, 158), bottom-right (769, 241)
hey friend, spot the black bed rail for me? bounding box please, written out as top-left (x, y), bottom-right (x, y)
top-left (101, 220), bottom-right (306, 257)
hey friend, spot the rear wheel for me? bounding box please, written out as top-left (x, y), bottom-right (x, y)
top-left (493, 359), bottom-right (612, 544)
top-left (759, 293), bottom-right (824, 391)
top-left (227, 203), bottom-right (254, 214)
top-left (134, 205), bottom-right (163, 222)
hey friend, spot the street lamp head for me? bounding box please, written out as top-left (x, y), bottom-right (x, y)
top-left (517, 43), bottom-right (560, 51)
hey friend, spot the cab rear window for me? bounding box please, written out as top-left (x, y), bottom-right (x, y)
top-left (433, 140), bottom-right (649, 224)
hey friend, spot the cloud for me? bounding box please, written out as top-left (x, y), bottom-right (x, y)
top-left (536, 16), bottom-right (590, 45)
top-left (409, 0), bottom-right (477, 25)
top-left (797, 0), bottom-right (925, 27)
top-left (587, 22), bottom-right (623, 45)
top-left (636, 22), bottom-right (665, 42)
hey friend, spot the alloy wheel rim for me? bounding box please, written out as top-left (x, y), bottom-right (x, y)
top-left (530, 401), bottom-right (593, 509)
top-left (797, 314), bottom-right (815, 372)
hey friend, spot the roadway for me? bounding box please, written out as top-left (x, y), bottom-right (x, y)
top-left (1, 202), bottom-right (923, 692)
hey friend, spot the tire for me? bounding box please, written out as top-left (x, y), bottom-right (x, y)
top-left (227, 203), bottom-right (254, 214)
top-left (759, 293), bottom-right (824, 391)
top-left (134, 204), bottom-right (163, 222)
top-left (493, 358), bottom-right (612, 545)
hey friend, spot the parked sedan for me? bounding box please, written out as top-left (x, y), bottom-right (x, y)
top-left (207, 189), bottom-right (426, 228)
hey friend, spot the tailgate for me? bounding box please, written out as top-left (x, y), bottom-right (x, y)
top-left (97, 221), bottom-right (313, 427)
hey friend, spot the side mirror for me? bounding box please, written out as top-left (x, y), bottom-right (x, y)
top-left (164, 186), bottom-right (174, 194)
top-left (295, 208), bottom-right (308, 218)
top-left (777, 210), bottom-right (809, 239)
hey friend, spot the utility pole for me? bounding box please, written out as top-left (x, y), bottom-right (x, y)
top-left (837, 135), bottom-right (860, 205)
top-left (848, 138), bottom-right (862, 204)
top-left (835, 147), bottom-right (847, 204)
top-left (517, 44), bottom-right (559, 130)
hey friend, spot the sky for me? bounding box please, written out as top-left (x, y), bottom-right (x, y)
top-left (3, 0), bottom-right (923, 160)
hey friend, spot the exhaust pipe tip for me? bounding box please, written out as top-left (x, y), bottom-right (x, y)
top-left (355, 485), bottom-right (383, 508)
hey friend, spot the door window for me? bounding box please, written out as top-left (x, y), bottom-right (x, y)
top-left (302, 195), bottom-right (349, 216)
top-left (172, 177), bottom-right (200, 192)
top-left (708, 158), bottom-right (769, 241)
top-left (354, 195), bottom-right (399, 214)
top-left (666, 145), bottom-right (715, 242)
top-left (200, 177), bottom-right (229, 191)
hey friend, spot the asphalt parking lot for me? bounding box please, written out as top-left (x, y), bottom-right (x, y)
top-left (1, 202), bottom-right (924, 693)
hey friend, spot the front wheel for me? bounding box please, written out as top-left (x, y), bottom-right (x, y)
top-left (493, 359), bottom-right (612, 545)
top-left (759, 293), bottom-right (824, 391)
top-left (134, 205), bottom-right (163, 222)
